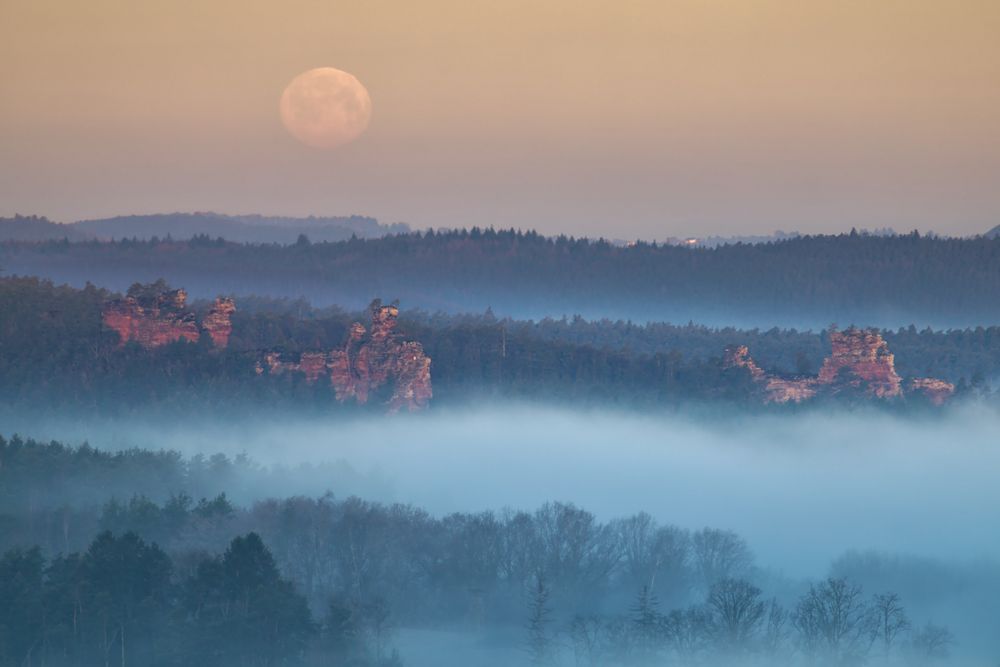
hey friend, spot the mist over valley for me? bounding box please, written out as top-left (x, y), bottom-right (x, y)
top-left (9, 404), bottom-right (1000, 577)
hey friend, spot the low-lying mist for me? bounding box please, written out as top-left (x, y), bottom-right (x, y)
top-left (13, 403), bottom-right (1000, 579)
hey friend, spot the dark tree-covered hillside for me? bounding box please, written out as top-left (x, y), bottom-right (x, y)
top-left (1, 277), bottom-right (997, 417)
top-left (2, 229), bottom-right (999, 328)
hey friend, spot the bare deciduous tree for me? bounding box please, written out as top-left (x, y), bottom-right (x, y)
top-left (762, 598), bottom-right (789, 658)
top-left (662, 606), bottom-right (711, 662)
top-left (872, 592), bottom-right (910, 661)
top-left (569, 615), bottom-right (603, 666)
top-left (909, 623), bottom-right (954, 663)
top-left (706, 578), bottom-right (767, 654)
top-left (614, 513), bottom-right (691, 606)
top-left (691, 528), bottom-right (753, 593)
top-left (534, 502), bottom-right (624, 600)
top-left (793, 577), bottom-right (875, 664)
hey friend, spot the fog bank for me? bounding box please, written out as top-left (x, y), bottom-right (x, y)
top-left (14, 404), bottom-right (1000, 578)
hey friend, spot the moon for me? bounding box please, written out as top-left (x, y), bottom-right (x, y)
top-left (279, 67), bottom-right (372, 149)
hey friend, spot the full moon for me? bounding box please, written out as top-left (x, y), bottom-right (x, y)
top-left (279, 67), bottom-right (372, 149)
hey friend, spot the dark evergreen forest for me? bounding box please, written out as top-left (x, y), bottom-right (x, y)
top-left (1, 277), bottom-right (997, 416)
top-left (2, 229), bottom-right (999, 328)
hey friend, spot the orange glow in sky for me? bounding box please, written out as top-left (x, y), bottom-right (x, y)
top-left (1, 0), bottom-right (998, 237)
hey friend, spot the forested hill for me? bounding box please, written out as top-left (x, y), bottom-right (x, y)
top-left (2, 435), bottom-right (984, 667)
top-left (0, 212), bottom-right (409, 244)
top-left (2, 229), bottom-right (998, 328)
top-left (0, 277), bottom-right (996, 418)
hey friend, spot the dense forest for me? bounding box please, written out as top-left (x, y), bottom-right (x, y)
top-left (0, 277), bottom-right (996, 416)
top-left (0, 275), bottom-right (726, 414)
top-left (2, 229), bottom-right (999, 328)
top-left (0, 435), bottom-right (980, 666)
top-left (0, 277), bottom-right (735, 414)
top-left (399, 311), bottom-right (1000, 385)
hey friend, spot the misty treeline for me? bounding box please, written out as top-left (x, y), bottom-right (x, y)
top-left (0, 531), bottom-right (396, 667)
top-left (0, 434), bottom-right (385, 525)
top-left (0, 278), bottom-right (996, 416)
top-left (399, 312), bottom-right (1000, 388)
top-left (2, 436), bottom-right (984, 666)
top-left (2, 228), bottom-right (1000, 327)
top-left (0, 536), bottom-right (957, 667)
top-left (526, 576), bottom-right (955, 667)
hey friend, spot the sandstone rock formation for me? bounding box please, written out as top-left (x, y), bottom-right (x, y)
top-left (817, 327), bottom-right (902, 398)
top-left (724, 327), bottom-right (952, 405)
top-left (760, 377), bottom-right (819, 404)
top-left (103, 282), bottom-right (234, 349)
top-left (721, 345), bottom-right (766, 381)
top-left (723, 345), bottom-right (816, 403)
top-left (908, 378), bottom-right (956, 406)
top-left (202, 297), bottom-right (236, 347)
top-left (260, 301), bottom-right (432, 412)
top-left (103, 283), bottom-right (429, 411)
top-left (103, 285), bottom-right (200, 348)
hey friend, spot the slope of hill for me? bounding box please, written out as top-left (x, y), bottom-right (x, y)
top-left (0, 276), bottom-right (995, 419)
top-left (0, 215), bottom-right (91, 242)
top-left (2, 229), bottom-right (998, 329)
top-left (0, 213), bottom-right (410, 244)
top-left (73, 212), bottom-right (409, 242)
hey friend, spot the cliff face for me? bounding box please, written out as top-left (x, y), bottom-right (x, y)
top-left (202, 298), bottom-right (236, 348)
top-left (261, 302), bottom-right (432, 412)
top-left (107, 284), bottom-right (433, 412)
top-left (762, 377), bottom-right (818, 404)
top-left (817, 328), bottom-right (902, 398)
top-left (103, 287), bottom-right (200, 348)
top-left (722, 345), bottom-right (766, 381)
top-left (102, 283), bottom-right (234, 349)
top-left (908, 378), bottom-right (956, 406)
top-left (725, 327), bottom-right (952, 404)
top-left (723, 345), bottom-right (816, 403)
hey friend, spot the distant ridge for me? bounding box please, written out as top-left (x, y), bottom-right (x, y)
top-left (74, 212), bottom-right (409, 243)
top-left (986, 224), bottom-right (1000, 239)
top-left (0, 215), bottom-right (91, 242)
top-left (3, 227), bottom-right (999, 329)
top-left (1, 212), bottom-right (409, 244)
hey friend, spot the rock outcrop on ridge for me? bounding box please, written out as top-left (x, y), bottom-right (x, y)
top-left (102, 282), bottom-right (235, 349)
top-left (260, 301), bottom-right (433, 413)
top-left (103, 283), bottom-right (432, 412)
top-left (724, 327), bottom-right (954, 404)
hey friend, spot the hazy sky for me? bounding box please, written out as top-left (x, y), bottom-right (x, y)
top-left (2, 0), bottom-right (998, 238)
